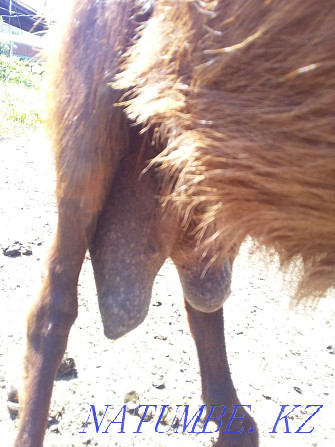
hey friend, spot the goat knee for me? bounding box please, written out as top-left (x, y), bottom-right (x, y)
top-left (27, 272), bottom-right (78, 350)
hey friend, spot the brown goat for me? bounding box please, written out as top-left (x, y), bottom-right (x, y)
top-left (15, 1), bottom-right (335, 446)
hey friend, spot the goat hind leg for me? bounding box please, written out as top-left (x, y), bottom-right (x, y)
top-left (15, 81), bottom-right (124, 447)
top-left (184, 300), bottom-right (259, 447)
top-left (14, 2), bottom-right (132, 443)
top-left (14, 177), bottom-right (115, 447)
top-left (14, 96), bottom-right (125, 446)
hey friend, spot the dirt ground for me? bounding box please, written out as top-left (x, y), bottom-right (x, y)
top-left (0, 130), bottom-right (334, 447)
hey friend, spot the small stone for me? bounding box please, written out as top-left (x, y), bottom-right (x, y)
top-left (152, 301), bottom-right (162, 307)
top-left (22, 246), bottom-right (33, 256)
top-left (158, 406), bottom-right (179, 428)
top-left (57, 356), bottom-right (77, 379)
top-left (48, 405), bottom-right (65, 424)
top-left (293, 386), bottom-right (302, 394)
top-left (152, 375), bottom-right (165, 389)
top-left (124, 390), bottom-right (140, 412)
top-left (3, 241), bottom-right (32, 257)
top-left (3, 242), bottom-right (22, 257)
top-left (7, 385), bottom-right (20, 416)
top-left (326, 345), bottom-right (335, 354)
top-left (154, 334), bottom-right (167, 341)
top-left (137, 405), bottom-right (154, 421)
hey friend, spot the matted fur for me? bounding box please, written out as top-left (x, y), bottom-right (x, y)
top-left (115, 0), bottom-right (335, 300)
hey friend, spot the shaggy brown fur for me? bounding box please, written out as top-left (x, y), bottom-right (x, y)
top-left (116, 0), bottom-right (335, 300)
top-left (15, 1), bottom-right (334, 447)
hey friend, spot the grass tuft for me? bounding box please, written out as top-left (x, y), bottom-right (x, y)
top-left (0, 56), bottom-right (46, 138)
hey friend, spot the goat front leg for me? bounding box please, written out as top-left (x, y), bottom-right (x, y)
top-left (173, 253), bottom-right (259, 447)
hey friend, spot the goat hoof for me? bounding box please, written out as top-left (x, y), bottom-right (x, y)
top-left (215, 412), bottom-right (259, 447)
top-left (214, 434), bottom-right (259, 447)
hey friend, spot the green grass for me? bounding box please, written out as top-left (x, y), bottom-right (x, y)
top-left (0, 56), bottom-right (46, 138)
